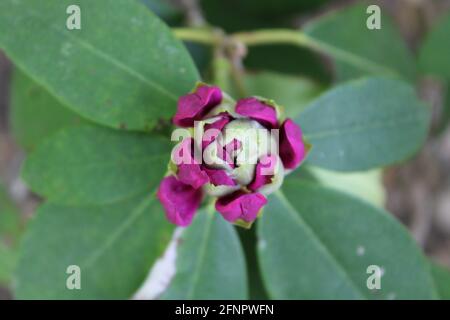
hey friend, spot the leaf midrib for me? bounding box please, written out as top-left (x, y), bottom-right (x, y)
top-left (81, 195), bottom-right (155, 270)
top-left (273, 190), bottom-right (366, 299)
top-left (14, 4), bottom-right (178, 102)
top-left (42, 153), bottom-right (169, 171)
top-left (303, 112), bottom-right (425, 140)
top-left (305, 35), bottom-right (399, 77)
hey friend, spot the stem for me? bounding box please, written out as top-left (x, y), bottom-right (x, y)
top-left (212, 53), bottom-right (231, 90)
top-left (173, 28), bottom-right (398, 77)
top-left (232, 29), bottom-right (397, 76)
top-left (232, 29), bottom-right (311, 47)
top-left (172, 27), bottom-right (220, 45)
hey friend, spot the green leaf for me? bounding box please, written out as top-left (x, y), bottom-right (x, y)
top-left (305, 166), bottom-right (385, 208)
top-left (22, 125), bottom-right (172, 205)
top-left (243, 71), bottom-right (324, 118)
top-left (0, 185), bottom-right (21, 241)
top-left (0, 184), bottom-right (21, 285)
top-left (430, 263), bottom-right (450, 300)
top-left (0, 0), bottom-right (199, 131)
top-left (10, 69), bottom-right (85, 151)
top-left (304, 3), bottom-right (415, 81)
top-left (0, 243), bottom-right (18, 286)
top-left (14, 194), bottom-right (173, 299)
top-left (298, 77), bottom-right (430, 171)
top-left (419, 13), bottom-right (450, 79)
top-left (162, 209), bottom-right (248, 299)
top-left (258, 179), bottom-right (437, 299)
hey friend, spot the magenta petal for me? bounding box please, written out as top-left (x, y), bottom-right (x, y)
top-left (173, 138), bottom-right (209, 188)
top-left (173, 85), bottom-right (223, 127)
top-left (248, 155), bottom-right (277, 191)
top-left (235, 97), bottom-right (278, 128)
top-left (205, 112), bottom-right (231, 132)
top-left (157, 176), bottom-right (203, 226)
top-left (203, 167), bottom-right (236, 186)
top-left (279, 119), bottom-right (306, 170)
top-left (172, 137), bottom-right (199, 165)
top-left (177, 163), bottom-right (209, 189)
top-left (215, 191), bottom-right (267, 223)
top-left (202, 113), bottom-right (232, 149)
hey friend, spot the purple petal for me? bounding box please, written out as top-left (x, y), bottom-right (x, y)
top-left (172, 138), bottom-right (209, 188)
top-left (235, 97), bottom-right (278, 128)
top-left (279, 119), bottom-right (306, 170)
top-left (203, 167), bottom-right (236, 186)
top-left (157, 176), bottom-right (203, 226)
top-left (172, 137), bottom-right (198, 165)
top-left (177, 163), bottom-right (209, 189)
top-left (173, 84), bottom-right (223, 127)
top-left (202, 113), bottom-right (232, 149)
top-left (248, 155), bottom-right (277, 191)
top-left (215, 191), bottom-right (267, 223)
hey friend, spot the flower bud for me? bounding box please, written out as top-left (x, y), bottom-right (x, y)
top-left (157, 83), bottom-right (309, 227)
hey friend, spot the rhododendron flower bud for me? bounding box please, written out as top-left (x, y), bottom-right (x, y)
top-left (157, 83), bottom-right (309, 228)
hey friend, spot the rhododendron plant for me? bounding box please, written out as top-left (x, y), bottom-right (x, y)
top-left (157, 84), bottom-right (308, 227)
top-left (2, 0), bottom-right (449, 302)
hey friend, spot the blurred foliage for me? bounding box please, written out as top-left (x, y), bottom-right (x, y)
top-left (244, 45), bottom-right (331, 84)
top-left (431, 263), bottom-right (450, 299)
top-left (419, 12), bottom-right (450, 130)
top-left (242, 71), bottom-right (324, 117)
top-left (304, 3), bottom-right (416, 81)
top-left (140, 0), bottom-right (182, 25)
top-left (201, 0), bottom-right (331, 32)
top-left (0, 183), bottom-right (21, 285)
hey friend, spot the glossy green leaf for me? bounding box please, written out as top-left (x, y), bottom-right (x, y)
top-left (162, 209), bottom-right (248, 299)
top-left (14, 195), bottom-right (173, 299)
top-left (10, 69), bottom-right (85, 151)
top-left (243, 71), bottom-right (324, 118)
top-left (258, 179), bottom-right (437, 299)
top-left (430, 263), bottom-right (450, 300)
top-left (22, 125), bottom-right (172, 205)
top-left (304, 3), bottom-right (415, 81)
top-left (419, 13), bottom-right (450, 79)
top-left (298, 77), bottom-right (430, 171)
top-left (0, 0), bottom-right (199, 131)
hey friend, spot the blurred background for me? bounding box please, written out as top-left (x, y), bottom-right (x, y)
top-left (1, 0), bottom-right (450, 299)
